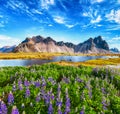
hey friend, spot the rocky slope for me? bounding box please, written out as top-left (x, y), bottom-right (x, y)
top-left (14, 35), bottom-right (110, 53)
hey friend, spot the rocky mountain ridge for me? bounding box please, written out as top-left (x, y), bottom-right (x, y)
top-left (1, 35), bottom-right (110, 53)
top-left (13, 35), bottom-right (110, 53)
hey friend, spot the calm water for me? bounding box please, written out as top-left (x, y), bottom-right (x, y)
top-left (0, 56), bottom-right (114, 67)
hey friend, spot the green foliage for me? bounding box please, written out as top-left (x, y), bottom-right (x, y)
top-left (0, 64), bottom-right (119, 114)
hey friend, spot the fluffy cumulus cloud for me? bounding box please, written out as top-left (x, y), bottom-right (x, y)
top-left (0, 35), bottom-right (20, 47)
top-left (106, 9), bottom-right (120, 24)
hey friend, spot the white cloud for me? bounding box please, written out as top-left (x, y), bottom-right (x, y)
top-left (48, 24), bottom-right (53, 26)
top-left (91, 0), bottom-right (104, 4)
top-left (109, 43), bottom-right (120, 50)
top-left (91, 15), bottom-right (102, 24)
top-left (41, 0), bottom-right (55, 9)
top-left (65, 24), bottom-right (75, 28)
top-left (83, 12), bottom-right (89, 17)
top-left (112, 37), bottom-right (120, 40)
top-left (97, 24), bottom-right (102, 27)
top-left (106, 9), bottom-right (120, 24)
top-left (53, 16), bottom-right (65, 24)
top-left (53, 16), bottom-right (76, 28)
top-left (0, 35), bottom-right (20, 47)
top-left (108, 36), bottom-right (120, 50)
top-left (32, 9), bottom-right (43, 15)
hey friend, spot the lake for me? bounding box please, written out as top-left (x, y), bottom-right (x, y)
top-left (0, 56), bottom-right (115, 67)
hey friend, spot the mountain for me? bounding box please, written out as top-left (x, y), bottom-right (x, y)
top-left (0, 45), bottom-right (16, 53)
top-left (14, 35), bottom-right (110, 53)
top-left (75, 36), bottom-right (109, 53)
top-left (14, 35), bottom-right (74, 53)
top-left (110, 48), bottom-right (120, 53)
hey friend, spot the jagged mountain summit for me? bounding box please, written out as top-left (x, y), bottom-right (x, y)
top-left (14, 35), bottom-right (110, 53)
top-left (14, 35), bottom-right (75, 53)
top-left (75, 36), bottom-right (109, 53)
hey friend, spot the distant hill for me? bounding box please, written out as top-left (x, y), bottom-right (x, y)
top-left (0, 45), bottom-right (16, 53)
top-left (13, 35), bottom-right (110, 53)
top-left (110, 48), bottom-right (120, 53)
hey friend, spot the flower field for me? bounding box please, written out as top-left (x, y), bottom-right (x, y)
top-left (0, 64), bottom-right (120, 114)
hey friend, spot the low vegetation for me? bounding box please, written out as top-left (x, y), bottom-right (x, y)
top-left (54, 58), bottom-right (120, 67)
top-left (0, 52), bottom-right (67, 60)
top-left (0, 52), bottom-right (119, 60)
top-left (0, 64), bottom-right (120, 113)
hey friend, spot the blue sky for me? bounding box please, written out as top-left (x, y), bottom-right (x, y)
top-left (0, 0), bottom-right (120, 49)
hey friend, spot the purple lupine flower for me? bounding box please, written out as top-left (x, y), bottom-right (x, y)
top-left (24, 79), bottom-right (30, 87)
top-left (80, 110), bottom-right (84, 114)
top-left (80, 107), bottom-right (85, 114)
top-left (51, 94), bottom-right (54, 100)
top-left (48, 77), bottom-right (53, 82)
top-left (58, 109), bottom-right (62, 114)
top-left (57, 98), bottom-right (62, 114)
top-left (48, 102), bottom-right (53, 114)
top-left (76, 77), bottom-right (83, 83)
top-left (0, 101), bottom-right (7, 114)
top-left (34, 80), bottom-right (40, 87)
top-left (8, 91), bottom-right (14, 105)
top-left (102, 100), bottom-right (107, 110)
top-left (19, 84), bottom-right (23, 91)
top-left (65, 97), bottom-right (70, 113)
top-left (25, 88), bottom-right (30, 98)
top-left (63, 77), bottom-right (70, 84)
top-left (41, 77), bottom-right (46, 87)
top-left (57, 84), bottom-right (61, 94)
top-left (45, 94), bottom-right (50, 105)
top-left (42, 81), bottom-right (46, 87)
top-left (18, 79), bottom-right (22, 86)
top-left (101, 88), bottom-right (106, 94)
top-left (65, 88), bottom-right (70, 113)
top-left (12, 83), bottom-right (16, 92)
top-left (11, 106), bottom-right (19, 114)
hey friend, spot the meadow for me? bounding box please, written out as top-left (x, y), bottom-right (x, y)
top-left (0, 64), bottom-right (120, 114)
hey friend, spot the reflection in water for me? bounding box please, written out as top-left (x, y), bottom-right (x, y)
top-left (0, 56), bottom-right (110, 67)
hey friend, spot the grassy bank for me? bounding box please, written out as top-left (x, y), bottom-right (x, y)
top-left (54, 58), bottom-right (120, 67)
top-left (0, 52), bottom-right (67, 60)
top-left (0, 52), bottom-right (119, 60)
